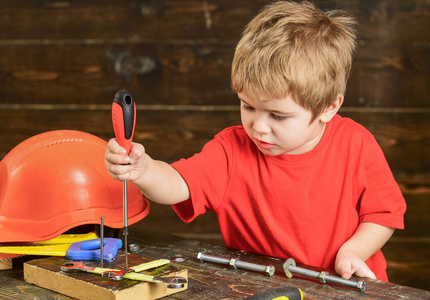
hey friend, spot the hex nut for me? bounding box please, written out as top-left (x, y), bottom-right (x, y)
top-left (265, 265), bottom-right (275, 277)
top-left (357, 280), bottom-right (367, 292)
top-left (229, 258), bottom-right (238, 269)
top-left (319, 271), bottom-right (328, 283)
top-left (129, 244), bottom-right (140, 252)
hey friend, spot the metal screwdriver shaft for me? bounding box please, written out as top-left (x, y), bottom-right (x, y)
top-left (123, 180), bottom-right (128, 270)
top-left (112, 90), bottom-right (136, 272)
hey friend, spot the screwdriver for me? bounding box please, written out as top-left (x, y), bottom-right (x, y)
top-left (112, 89), bottom-right (136, 271)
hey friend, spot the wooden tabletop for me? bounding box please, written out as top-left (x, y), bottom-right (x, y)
top-left (1, 228), bottom-right (429, 299)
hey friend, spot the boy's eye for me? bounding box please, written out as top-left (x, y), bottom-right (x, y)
top-left (270, 113), bottom-right (287, 121)
top-left (242, 104), bottom-right (254, 111)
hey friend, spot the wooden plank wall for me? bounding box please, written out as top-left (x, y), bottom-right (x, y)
top-left (0, 0), bottom-right (429, 291)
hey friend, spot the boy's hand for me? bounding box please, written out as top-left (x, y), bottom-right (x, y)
top-left (335, 222), bottom-right (394, 280)
top-left (105, 138), bottom-right (145, 182)
top-left (335, 249), bottom-right (376, 280)
top-left (105, 138), bottom-right (189, 205)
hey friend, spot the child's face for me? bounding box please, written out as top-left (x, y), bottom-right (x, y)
top-left (238, 91), bottom-right (327, 156)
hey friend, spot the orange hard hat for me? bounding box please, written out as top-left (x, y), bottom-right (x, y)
top-left (0, 130), bottom-right (149, 242)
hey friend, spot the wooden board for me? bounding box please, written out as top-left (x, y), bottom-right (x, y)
top-left (0, 253), bottom-right (22, 270)
top-left (23, 254), bottom-right (187, 300)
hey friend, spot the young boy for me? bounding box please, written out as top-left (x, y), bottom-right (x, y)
top-left (105, 1), bottom-right (406, 281)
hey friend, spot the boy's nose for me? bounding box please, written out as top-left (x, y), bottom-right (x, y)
top-left (252, 117), bottom-right (271, 134)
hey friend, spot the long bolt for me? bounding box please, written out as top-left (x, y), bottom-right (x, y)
top-left (197, 252), bottom-right (275, 276)
top-left (100, 216), bottom-right (105, 268)
top-left (283, 258), bottom-right (366, 292)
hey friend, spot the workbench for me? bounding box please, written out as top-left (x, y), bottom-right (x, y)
top-left (1, 228), bottom-right (429, 299)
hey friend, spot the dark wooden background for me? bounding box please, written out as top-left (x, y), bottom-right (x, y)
top-left (0, 0), bottom-right (428, 291)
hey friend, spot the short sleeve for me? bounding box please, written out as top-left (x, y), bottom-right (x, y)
top-left (358, 136), bottom-right (406, 229)
top-left (170, 129), bottom-right (235, 222)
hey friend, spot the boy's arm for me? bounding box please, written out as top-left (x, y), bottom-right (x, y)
top-left (133, 154), bottom-right (190, 205)
top-left (105, 138), bottom-right (190, 205)
top-left (335, 222), bottom-right (395, 279)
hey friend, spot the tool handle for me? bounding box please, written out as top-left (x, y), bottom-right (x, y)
top-left (87, 267), bottom-right (119, 275)
top-left (131, 259), bottom-right (171, 272)
top-left (0, 244), bottom-right (70, 256)
top-left (246, 287), bottom-right (303, 300)
top-left (66, 238), bottom-right (123, 262)
top-left (112, 90), bottom-right (136, 155)
top-left (123, 272), bottom-right (157, 282)
top-left (34, 232), bottom-right (99, 245)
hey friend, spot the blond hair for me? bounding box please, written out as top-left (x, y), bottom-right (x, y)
top-left (231, 1), bottom-right (356, 120)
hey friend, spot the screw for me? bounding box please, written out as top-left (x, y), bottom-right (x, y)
top-left (197, 252), bottom-right (275, 276)
top-left (100, 216), bottom-right (104, 268)
top-left (283, 258), bottom-right (366, 292)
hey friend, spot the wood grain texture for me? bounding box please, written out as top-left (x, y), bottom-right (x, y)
top-left (0, 0), bottom-right (428, 42)
top-left (131, 229), bottom-right (430, 298)
top-left (0, 42), bottom-right (428, 107)
top-left (1, 109), bottom-right (429, 176)
top-left (3, 230), bottom-right (430, 299)
top-left (24, 255), bottom-right (187, 300)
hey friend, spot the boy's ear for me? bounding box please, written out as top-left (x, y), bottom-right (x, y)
top-left (319, 94), bottom-right (344, 123)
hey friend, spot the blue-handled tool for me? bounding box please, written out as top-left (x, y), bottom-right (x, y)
top-left (67, 238), bottom-right (123, 262)
top-left (0, 238), bottom-right (122, 262)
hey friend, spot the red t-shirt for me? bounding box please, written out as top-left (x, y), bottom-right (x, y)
top-left (171, 114), bottom-right (406, 280)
